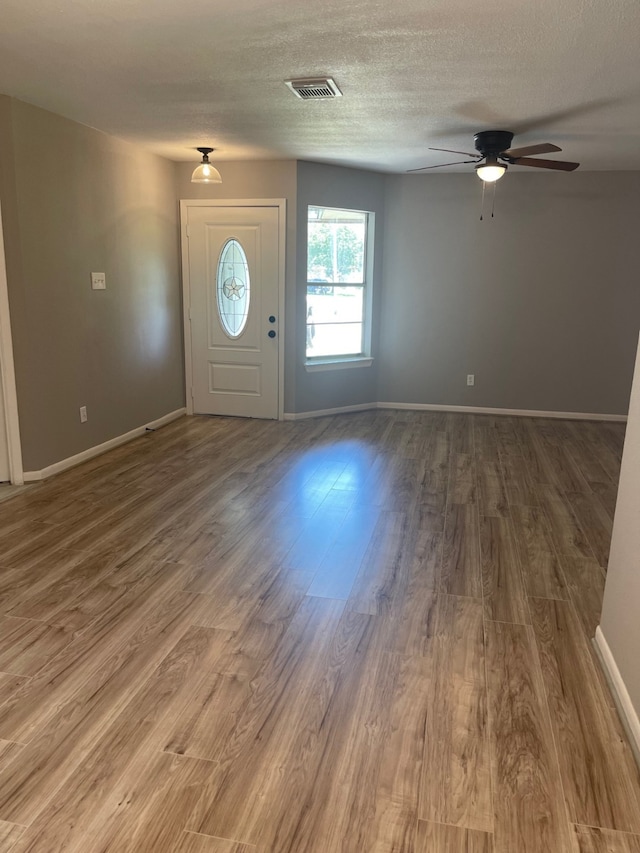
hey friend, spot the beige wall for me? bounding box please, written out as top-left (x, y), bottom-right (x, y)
top-left (378, 171), bottom-right (640, 415)
top-left (600, 334), bottom-right (640, 725)
top-left (0, 97), bottom-right (183, 471)
top-left (174, 159), bottom-right (298, 411)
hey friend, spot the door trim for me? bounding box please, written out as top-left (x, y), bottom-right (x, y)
top-left (0, 203), bottom-right (24, 484)
top-left (180, 199), bottom-right (286, 420)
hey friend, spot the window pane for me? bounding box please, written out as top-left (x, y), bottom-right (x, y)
top-left (307, 283), bottom-right (364, 358)
top-left (307, 286), bottom-right (363, 323)
top-left (307, 206), bottom-right (366, 283)
top-left (306, 321), bottom-right (363, 358)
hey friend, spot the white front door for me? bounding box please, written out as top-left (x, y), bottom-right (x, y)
top-left (184, 204), bottom-right (281, 419)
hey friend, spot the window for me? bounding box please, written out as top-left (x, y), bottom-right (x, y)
top-left (306, 206), bottom-right (373, 365)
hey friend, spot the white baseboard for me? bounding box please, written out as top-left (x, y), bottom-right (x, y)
top-left (23, 408), bottom-right (186, 482)
top-left (594, 626), bottom-right (640, 766)
top-left (283, 403), bottom-right (376, 421)
top-left (285, 402), bottom-right (627, 423)
top-left (376, 402), bottom-right (627, 421)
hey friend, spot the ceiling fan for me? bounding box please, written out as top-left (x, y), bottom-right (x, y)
top-left (409, 130), bottom-right (580, 181)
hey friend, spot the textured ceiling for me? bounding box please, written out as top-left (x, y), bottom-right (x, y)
top-left (1, 0), bottom-right (639, 173)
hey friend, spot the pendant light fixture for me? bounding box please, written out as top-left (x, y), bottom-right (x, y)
top-left (191, 147), bottom-right (222, 184)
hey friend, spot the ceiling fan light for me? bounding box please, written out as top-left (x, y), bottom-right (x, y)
top-left (476, 162), bottom-right (507, 182)
top-left (191, 147), bottom-right (222, 184)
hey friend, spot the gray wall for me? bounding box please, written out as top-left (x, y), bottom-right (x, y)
top-left (378, 171), bottom-right (640, 415)
top-left (174, 158), bottom-right (387, 416)
top-left (600, 334), bottom-right (640, 728)
top-left (0, 97), bottom-right (183, 471)
top-left (3, 99), bottom-right (639, 476)
top-left (295, 161), bottom-right (385, 414)
top-left (174, 159), bottom-right (298, 411)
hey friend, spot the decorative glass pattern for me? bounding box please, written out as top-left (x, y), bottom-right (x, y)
top-left (216, 239), bottom-right (250, 338)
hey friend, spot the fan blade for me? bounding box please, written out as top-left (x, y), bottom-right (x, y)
top-left (407, 160), bottom-right (477, 172)
top-left (428, 146), bottom-right (479, 157)
top-left (503, 143), bottom-right (562, 158)
top-left (512, 156), bottom-right (579, 171)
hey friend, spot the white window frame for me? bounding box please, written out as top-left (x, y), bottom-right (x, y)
top-left (305, 206), bottom-right (375, 372)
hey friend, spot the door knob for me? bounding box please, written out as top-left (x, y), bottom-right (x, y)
top-left (268, 315), bottom-right (276, 323)
top-left (268, 330), bottom-right (276, 338)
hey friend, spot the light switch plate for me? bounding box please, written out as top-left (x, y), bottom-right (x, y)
top-left (91, 272), bottom-right (106, 290)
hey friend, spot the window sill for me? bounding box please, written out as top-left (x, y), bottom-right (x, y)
top-left (305, 357), bottom-right (373, 373)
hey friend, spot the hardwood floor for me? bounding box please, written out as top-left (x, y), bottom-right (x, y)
top-left (0, 410), bottom-right (638, 852)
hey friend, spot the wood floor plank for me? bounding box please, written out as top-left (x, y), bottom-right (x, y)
top-left (589, 480), bottom-right (619, 523)
top-left (271, 638), bottom-right (399, 853)
top-left (440, 504), bottom-right (481, 598)
top-left (574, 826), bottom-right (640, 852)
top-left (0, 585), bottom-right (205, 825)
top-left (347, 510), bottom-right (410, 616)
top-left (448, 413), bottom-right (474, 455)
top-left (578, 423), bottom-right (623, 482)
top-left (280, 507), bottom-right (348, 572)
top-left (9, 626), bottom-right (233, 851)
top-left (418, 595), bottom-right (492, 832)
top-left (0, 674), bottom-right (29, 715)
top-left (306, 506), bottom-right (380, 599)
top-left (0, 617), bottom-right (75, 677)
top-left (418, 430), bottom-right (450, 498)
top-left (391, 531), bottom-right (440, 657)
top-left (564, 491), bottom-right (613, 568)
top-left (4, 550), bottom-right (130, 630)
top-left (477, 464), bottom-right (509, 518)
top-left (538, 484), bottom-right (596, 561)
top-left (510, 505), bottom-right (569, 601)
top-left (480, 516), bottom-right (530, 624)
top-left (485, 620), bottom-right (576, 853)
top-left (397, 413), bottom-right (432, 461)
top-left (528, 421), bottom-right (591, 493)
top-left (177, 835), bottom-right (257, 853)
top-left (529, 598), bottom-right (640, 834)
top-left (0, 820), bottom-right (25, 849)
top-left (367, 653), bottom-right (432, 851)
top-left (560, 556), bottom-right (606, 640)
top-left (0, 412), bottom-right (635, 851)
top-left (500, 452), bottom-right (540, 508)
top-left (508, 421), bottom-right (553, 485)
top-left (61, 753), bottom-right (217, 853)
top-left (0, 548), bottom-right (88, 613)
top-left (416, 821), bottom-right (494, 852)
top-left (160, 659), bottom-right (258, 762)
top-left (0, 740), bottom-right (23, 775)
top-left (449, 451), bottom-right (477, 505)
top-left (187, 597), bottom-right (359, 845)
top-left (561, 422), bottom-right (616, 490)
top-left (0, 560), bottom-right (192, 743)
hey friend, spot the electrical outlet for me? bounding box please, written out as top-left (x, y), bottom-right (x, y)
top-left (467, 374), bottom-right (475, 386)
top-left (91, 272), bottom-right (106, 290)
top-left (79, 406), bottom-right (88, 423)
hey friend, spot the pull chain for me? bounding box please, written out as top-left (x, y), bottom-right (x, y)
top-left (480, 181), bottom-right (486, 221)
top-left (491, 181), bottom-right (497, 218)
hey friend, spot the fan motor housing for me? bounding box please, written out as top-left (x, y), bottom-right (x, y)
top-left (474, 130), bottom-right (514, 155)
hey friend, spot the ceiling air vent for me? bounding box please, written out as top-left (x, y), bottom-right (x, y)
top-left (285, 78), bottom-right (343, 100)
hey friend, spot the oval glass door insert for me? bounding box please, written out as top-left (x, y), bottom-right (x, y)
top-left (216, 238), bottom-right (250, 338)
